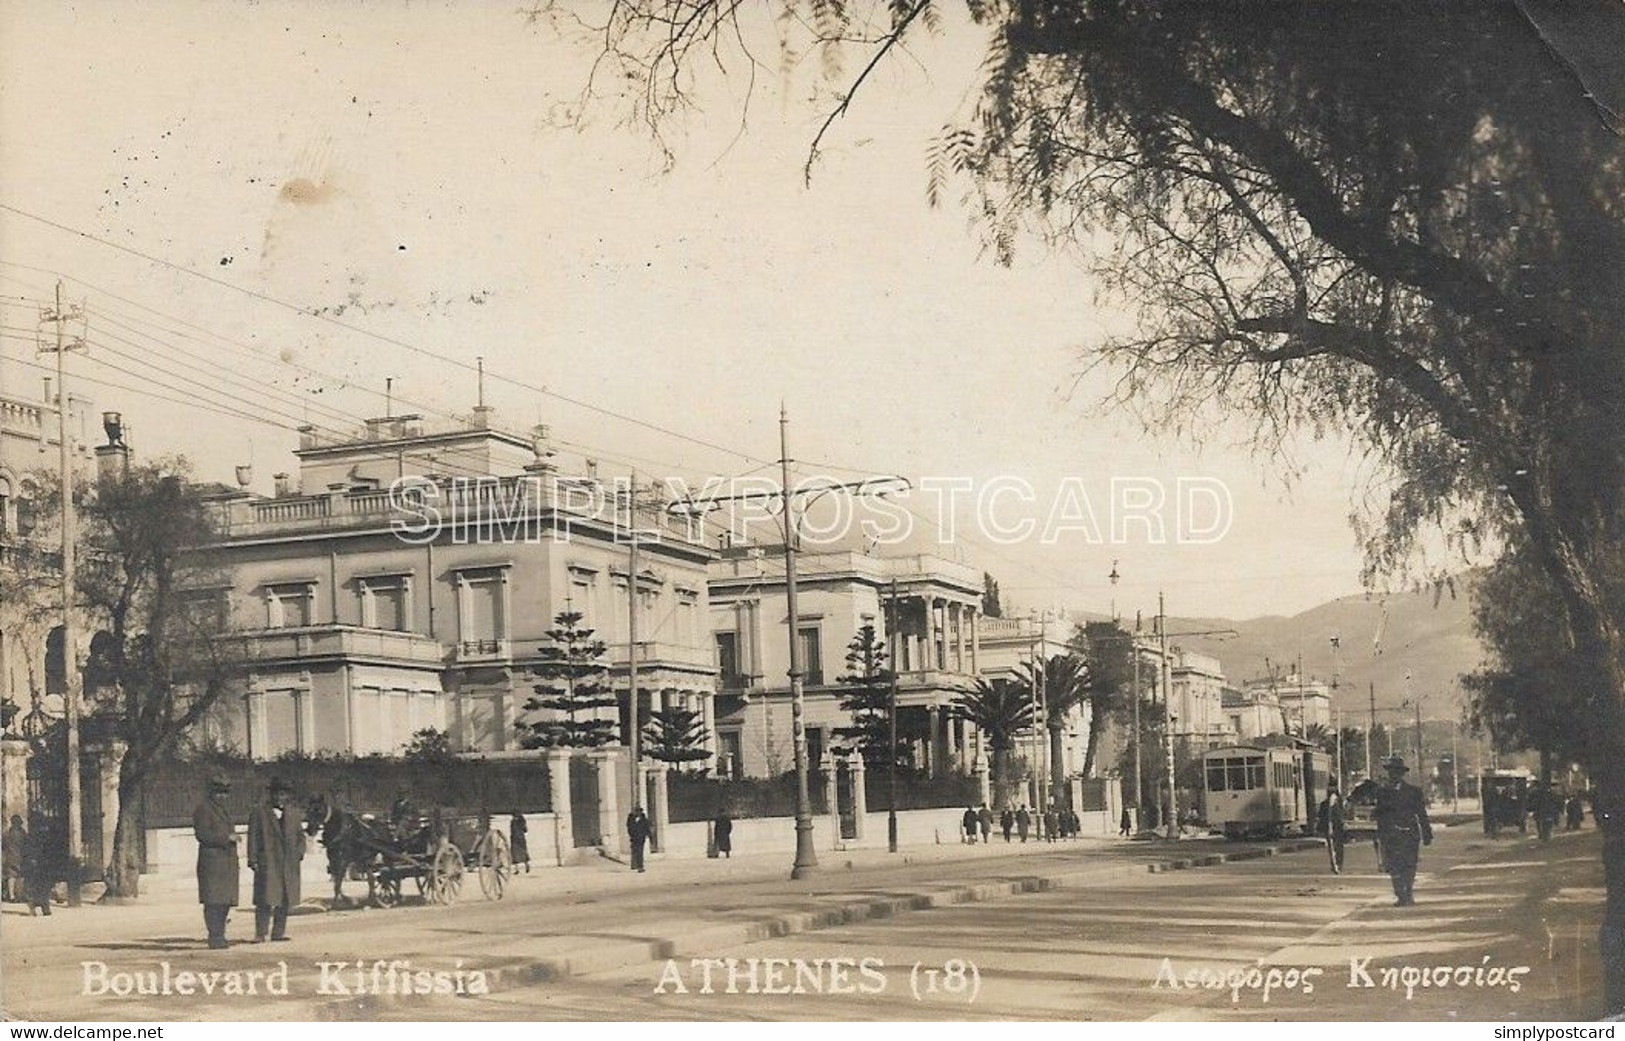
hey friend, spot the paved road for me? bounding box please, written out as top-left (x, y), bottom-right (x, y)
top-left (1, 823), bottom-right (1604, 1021)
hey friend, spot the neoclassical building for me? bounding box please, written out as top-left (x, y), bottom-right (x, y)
top-left (707, 545), bottom-right (986, 778)
top-left (199, 410), bottom-right (719, 760)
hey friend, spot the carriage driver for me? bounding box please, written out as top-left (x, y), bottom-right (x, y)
top-left (248, 778), bottom-right (307, 942)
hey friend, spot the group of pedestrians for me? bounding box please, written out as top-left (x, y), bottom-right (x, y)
top-left (1316, 755), bottom-right (1432, 905)
top-left (963, 802), bottom-right (1083, 844)
top-left (193, 776), bottom-right (307, 949)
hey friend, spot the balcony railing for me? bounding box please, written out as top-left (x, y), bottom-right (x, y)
top-left (240, 624), bottom-right (444, 665)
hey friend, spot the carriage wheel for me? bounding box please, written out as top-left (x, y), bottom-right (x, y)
top-left (373, 875), bottom-right (402, 909)
top-left (428, 843), bottom-right (465, 905)
top-left (477, 831), bottom-right (512, 901)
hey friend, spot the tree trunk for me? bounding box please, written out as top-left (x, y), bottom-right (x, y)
top-left (103, 753), bottom-right (145, 899)
top-left (1048, 723), bottom-right (1067, 808)
top-left (992, 745), bottom-right (1011, 810)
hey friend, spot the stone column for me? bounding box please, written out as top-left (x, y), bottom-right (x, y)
top-left (974, 756), bottom-right (991, 806)
top-left (954, 716), bottom-right (969, 772)
top-left (954, 603), bottom-right (967, 672)
top-left (824, 760), bottom-right (841, 848)
top-left (970, 607), bottom-right (981, 674)
top-left (649, 761), bottom-right (670, 855)
top-left (546, 749), bottom-right (571, 865)
top-left (925, 705), bottom-right (940, 777)
top-left (849, 755), bottom-right (867, 841)
top-left (701, 691), bottom-right (717, 773)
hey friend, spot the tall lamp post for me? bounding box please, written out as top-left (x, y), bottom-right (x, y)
top-left (887, 577), bottom-right (901, 854)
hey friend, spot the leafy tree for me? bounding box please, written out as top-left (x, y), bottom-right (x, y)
top-left (1463, 544), bottom-right (1593, 770)
top-left (950, 678), bottom-right (1035, 809)
top-left (1074, 621), bottom-right (1138, 780)
top-left (518, 610), bottom-right (619, 748)
top-left (641, 706), bottom-right (712, 767)
top-left (67, 460), bottom-right (241, 898)
top-left (402, 727), bottom-right (455, 764)
top-left (981, 572), bottom-right (1003, 619)
top-left (568, 0), bottom-right (1625, 1004)
top-left (833, 624), bottom-right (896, 766)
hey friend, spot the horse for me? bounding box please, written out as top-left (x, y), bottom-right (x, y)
top-left (305, 792), bottom-right (396, 907)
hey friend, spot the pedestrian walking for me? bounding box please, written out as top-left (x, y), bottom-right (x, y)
top-left (1317, 780), bottom-right (1348, 874)
top-left (713, 810), bottom-right (733, 858)
top-left (509, 812), bottom-right (530, 873)
top-left (193, 775), bottom-right (239, 948)
top-left (2, 814), bottom-right (24, 903)
top-left (1373, 755), bottom-right (1432, 906)
top-left (1000, 808), bottom-right (1014, 842)
top-left (1068, 810), bottom-right (1082, 838)
top-left (1566, 794), bottom-right (1585, 831)
top-left (1119, 807), bottom-right (1132, 837)
top-left (627, 805), bottom-right (652, 872)
top-left (962, 806), bottom-right (979, 844)
top-left (21, 812), bottom-right (58, 915)
top-left (977, 803), bottom-right (993, 844)
top-left (247, 777), bottom-right (305, 943)
top-left (1016, 805), bottom-right (1031, 842)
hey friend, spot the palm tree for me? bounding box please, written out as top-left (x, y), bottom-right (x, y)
top-left (950, 679), bottom-right (1037, 808)
top-left (1016, 654), bottom-right (1087, 799)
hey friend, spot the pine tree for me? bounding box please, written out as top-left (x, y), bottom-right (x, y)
top-left (519, 610), bottom-right (620, 748)
top-left (641, 707), bottom-right (712, 767)
top-left (834, 625), bottom-right (893, 765)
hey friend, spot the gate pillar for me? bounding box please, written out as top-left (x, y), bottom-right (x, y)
top-left (1, 736), bottom-right (28, 826)
top-left (824, 761), bottom-right (840, 849)
top-left (545, 749), bottom-right (570, 866)
top-left (589, 748), bottom-right (623, 853)
top-left (648, 762), bottom-right (669, 855)
top-left (849, 755), bottom-right (867, 841)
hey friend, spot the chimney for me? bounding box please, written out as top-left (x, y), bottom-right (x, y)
top-left (273, 472), bottom-right (293, 497)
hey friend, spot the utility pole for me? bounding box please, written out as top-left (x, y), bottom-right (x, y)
top-left (1027, 619), bottom-right (1041, 826)
top-left (41, 280), bottom-right (85, 905)
top-left (1130, 614), bottom-right (1142, 822)
top-left (887, 577), bottom-right (900, 853)
top-left (1367, 681), bottom-right (1377, 777)
top-left (626, 472), bottom-right (642, 818)
top-left (1451, 722), bottom-right (1460, 813)
top-left (1159, 592), bottom-right (1176, 840)
top-left (781, 406), bottom-right (818, 880)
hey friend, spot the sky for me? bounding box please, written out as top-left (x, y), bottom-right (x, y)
top-left (0, 0), bottom-right (1402, 620)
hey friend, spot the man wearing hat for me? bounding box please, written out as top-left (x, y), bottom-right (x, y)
top-left (1374, 755), bottom-right (1433, 905)
top-left (247, 778), bottom-right (306, 942)
top-left (193, 776), bottom-right (239, 949)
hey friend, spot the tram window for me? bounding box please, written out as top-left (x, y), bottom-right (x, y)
top-left (1206, 762), bottom-right (1227, 792)
top-left (1227, 759), bottom-right (1248, 789)
top-left (1247, 758), bottom-right (1265, 788)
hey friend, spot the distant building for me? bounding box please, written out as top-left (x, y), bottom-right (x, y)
top-left (1167, 647), bottom-right (1232, 746)
top-left (199, 411), bottom-right (719, 760)
top-left (976, 612), bottom-right (1093, 780)
top-left (1227, 673), bottom-right (1332, 740)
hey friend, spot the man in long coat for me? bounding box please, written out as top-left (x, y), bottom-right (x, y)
top-left (193, 776), bottom-right (239, 949)
top-left (1373, 756), bottom-right (1432, 905)
top-left (626, 806), bottom-right (652, 872)
top-left (247, 778), bottom-right (305, 942)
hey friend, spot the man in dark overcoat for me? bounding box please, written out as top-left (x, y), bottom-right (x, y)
top-left (247, 777), bottom-right (306, 942)
top-left (1373, 755), bottom-right (1432, 905)
top-left (193, 776), bottom-right (239, 948)
top-left (627, 806), bottom-right (652, 872)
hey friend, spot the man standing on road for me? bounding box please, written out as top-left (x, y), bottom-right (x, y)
top-left (1000, 807), bottom-right (1014, 842)
top-left (1374, 755), bottom-right (1432, 905)
top-left (1016, 805), bottom-right (1031, 842)
top-left (1317, 779), bottom-right (1348, 874)
top-left (977, 803), bottom-right (993, 844)
top-left (627, 805), bottom-right (652, 872)
top-left (247, 778), bottom-right (306, 942)
top-left (962, 806), bottom-right (979, 844)
top-left (193, 775), bottom-right (238, 948)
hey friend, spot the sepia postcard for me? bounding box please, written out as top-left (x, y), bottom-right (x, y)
top-left (1, 0), bottom-right (1622, 1028)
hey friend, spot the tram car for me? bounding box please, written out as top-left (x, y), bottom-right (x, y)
top-left (1202, 741), bottom-right (1332, 839)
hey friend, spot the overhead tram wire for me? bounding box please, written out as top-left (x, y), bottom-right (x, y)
top-left (0, 210), bottom-right (773, 470)
top-left (0, 265), bottom-right (758, 485)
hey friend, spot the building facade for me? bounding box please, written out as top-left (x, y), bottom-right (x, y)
top-left (706, 547), bottom-right (984, 779)
top-left (200, 412), bottom-right (719, 761)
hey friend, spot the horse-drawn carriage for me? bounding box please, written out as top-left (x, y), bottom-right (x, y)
top-left (307, 794), bottom-right (513, 909)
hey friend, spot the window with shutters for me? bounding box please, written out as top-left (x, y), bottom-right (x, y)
top-left (360, 575), bottom-right (411, 632)
top-left (266, 583), bottom-right (314, 628)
